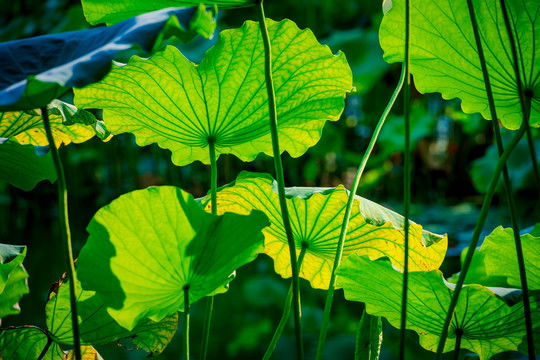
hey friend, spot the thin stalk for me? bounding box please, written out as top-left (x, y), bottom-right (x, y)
top-left (315, 66), bottom-right (406, 360)
top-left (453, 329), bottom-right (463, 360)
top-left (525, 125), bottom-right (540, 197)
top-left (183, 286), bottom-right (190, 360)
top-left (262, 248), bottom-right (307, 360)
top-left (256, 2), bottom-right (304, 359)
top-left (399, 0), bottom-right (412, 358)
top-left (199, 140), bottom-right (218, 360)
top-left (498, 0), bottom-right (535, 356)
top-left (435, 118), bottom-right (528, 359)
top-left (41, 106), bottom-right (81, 360)
top-left (37, 337), bottom-right (53, 360)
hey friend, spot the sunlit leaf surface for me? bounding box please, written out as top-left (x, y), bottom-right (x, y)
top-left (206, 172), bottom-right (447, 289)
top-left (0, 327), bottom-right (64, 360)
top-left (74, 19), bottom-right (352, 166)
top-left (380, 0), bottom-right (540, 129)
top-left (338, 255), bottom-right (540, 360)
top-left (77, 186), bottom-right (269, 330)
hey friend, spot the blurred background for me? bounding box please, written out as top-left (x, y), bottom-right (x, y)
top-left (1, 0), bottom-right (539, 359)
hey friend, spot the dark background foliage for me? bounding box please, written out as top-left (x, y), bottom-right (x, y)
top-left (1, 0), bottom-right (539, 359)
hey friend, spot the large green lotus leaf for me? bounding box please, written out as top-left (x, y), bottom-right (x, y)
top-left (338, 255), bottom-right (540, 360)
top-left (380, 0), bottom-right (540, 129)
top-left (0, 7), bottom-right (213, 111)
top-left (46, 276), bottom-right (177, 353)
top-left (205, 172), bottom-right (447, 289)
top-left (82, 0), bottom-right (250, 25)
top-left (0, 139), bottom-right (56, 191)
top-left (0, 265), bottom-right (29, 319)
top-left (0, 327), bottom-right (65, 360)
top-left (480, 225), bottom-right (540, 290)
top-left (77, 186), bottom-right (269, 330)
top-left (0, 102), bottom-right (95, 148)
top-left (74, 19), bottom-right (353, 166)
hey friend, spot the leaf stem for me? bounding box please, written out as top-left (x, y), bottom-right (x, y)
top-left (315, 66), bottom-right (406, 360)
top-left (452, 329), bottom-right (463, 360)
top-left (199, 139), bottom-right (218, 360)
top-left (256, 2), bottom-right (304, 359)
top-left (262, 247), bottom-right (307, 360)
top-left (41, 106), bottom-right (81, 360)
top-left (399, 0), bottom-right (412, 356)
top-left (183, 286), bottom-right (190, 360)
top-left (37, 336), bottom-right (53, 360)
top-left (525, 125), bottom-right (540, 198)
top-left (435, 118), bottom-right (528, 359)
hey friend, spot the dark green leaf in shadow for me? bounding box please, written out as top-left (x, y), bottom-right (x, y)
top-left (205, 171), bottom-right (447, 289)
top-left (0, 327), bottom-right (64, 360)
top-left (74, 19), bottom-right (353, 166)
top-left (76, 186), bottom-right (269, 330)
top-left (355, 309), bottom-right (382, 360)
top-left (0, 139), bottom-right (56, 191)
top-left (82, 0), bottom-right (251, 25)
top-left (46, 275), bottom-right (177, 354)
top-left (0, 7), bottom-right (214, 111)
top-left (338, 255), bottom-right (540, 360)
top-left (380, 0), bottom-right (540, 129)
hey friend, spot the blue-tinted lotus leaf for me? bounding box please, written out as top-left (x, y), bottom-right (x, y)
top-left (74, 19), bottom-right (353, 166)
top-left (205, 171), bottom-right (447, 289)
top-left (0, 7), bottom-right (213, 111)
top-left (380, 0), bottom-right (540, 129)
top-left (46, 275), bottom-right (177, 354)
top-left (77, 186), bottom-right (269, 330)
top-left (82, 0), bottom-right (252, 25)
top-left (338, 255), bottom-right (540, 360)
top-left (0, 327), bottom-right (64, 360)
top-left (0, 102), bottom-right (95, 148)
top-left (0, 139), bottom-right (56, 191)
top-left (480, 225), bottom-right (540, 290)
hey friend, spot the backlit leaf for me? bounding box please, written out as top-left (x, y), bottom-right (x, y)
top-left (46, 275), bottom-right (177, 354)
top-left (206, 172), bottom-right (447, 289)
top-left (0, 139), bottom-right (56, 191)
top-left (0, 265), bottom-right (29, 319)
top-left (0, 7), bottom-right (214, 111)
top-left (338, 255), bottom-right (540, 360)
top-left (77, 186), bottom-right (269, 330)
top-left (0, 327), bottom-right (64, 360)
top-left (74, 19), bottom-right (352, 166)
top-left (379, 0), bottom-right (540, 129)
top-left (355, 309), bottom-right (382, 360)
top-left (65, 346), bottom-right (103, 360)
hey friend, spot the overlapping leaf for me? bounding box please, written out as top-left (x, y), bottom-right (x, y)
top-left (0, 244), bottom-right (29, 319)
top-left (46, 275), bottom-right (177, 354)
top-left (480, 225), bottom-right (540, 290)
top-left (0, 139), bottom-right (56, 191)
top-left (206, 172), bottom-right (447, 289)
top-left (0, 327), bottom-right (65, 360)
top-left (338, 255), bottom-right (540, 360)
top-left (82, 0), bottom-right (248, 25)
top-left (0, 102), bottom-right (95, 148)
top-left (77, 186), bottom-right (269, 330)
top-left (0, 7), bottom-right (214, 111)
top-left (74, 19), bottom-right (353, 166)
top-left (380, 0), bottom-right (539, 129)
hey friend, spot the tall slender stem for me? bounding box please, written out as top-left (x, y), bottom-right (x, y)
top-left (315, 66), bottom-right (406, 360)
top-left (526, 124), bottom-right (540, 198)
top-left (435, 119), bottom-right (528, 359)
top-left (452, 329), bottom-right (463, 360)
top-left (183, 286), bottom-right (190, 360)
top-left (41, 107), bottom-right (81, 360)
top-left (399, 0), bottom-right (412, 357)
top-left (262, 248), bottom-right (307, 360)
top-left (498, 0), bottom-right (535, 356)
top-left (256, 2), bottom-right (304, 359)
top-left (200, 140), bottom-right (218, 360)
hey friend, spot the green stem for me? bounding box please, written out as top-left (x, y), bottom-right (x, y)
top-left (199, 140), bottom-right (218, 360)
top-left (262, 248), bottom-right (307, 360)
top-left (435, 119), bottom-right (528, 359)
top-left (256, 2), bottom-right (304, 359)
top-left (453, 329), bottom-right (463, 360)
top-left (183, 286), bottom-right (190, 360)
top-left (315, 66), bottom-right (406, 360)
top-left (41, 106), bottom-right (81, 360)
top-left (525, 125), bottom-right (540, 198)
top-left (498, 0), bottom-right (535, 357)
top-left (399, 0), bottom-right (412, 357)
